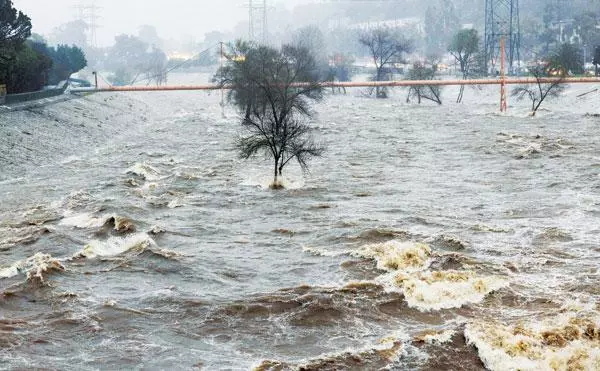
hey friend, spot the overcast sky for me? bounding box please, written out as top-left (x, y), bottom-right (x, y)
top-left (15, 0), bottom-right (312, 46)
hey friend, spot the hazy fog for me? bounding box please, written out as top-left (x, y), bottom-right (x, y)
top-left (15, 0), bottom-right (310, 46)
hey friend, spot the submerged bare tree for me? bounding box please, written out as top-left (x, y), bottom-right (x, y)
top-left (359, 26), bottom-right (412, 98)
top-left (512, 61), bottom-right (565, 116)
top-left (214, 41), bottom-right (325, 189)
top-left (406, 62), bottom-right (443, 105)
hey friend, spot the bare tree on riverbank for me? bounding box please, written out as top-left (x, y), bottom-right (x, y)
top-left (359, 27), bottom-right (412, 98)
top-left (512, 62), bottom-right (565, 116)
top-left (214, 41), bottom-right (324, 189)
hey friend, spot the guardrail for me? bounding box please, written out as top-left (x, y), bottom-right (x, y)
top-left (0, 84), bottom-right (6, 104)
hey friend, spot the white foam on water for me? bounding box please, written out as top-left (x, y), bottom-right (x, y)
top-left (167, 198), bottom-right (184, 209)
top-left (414, 329), bottom-right (456, 344)
top-left (353, 240), bottom-right (432, 273)
top-left (0, 263), bottom-right (22, 279)
top-left (0, 253), bottom-right (65, 283)
top-left (76, 233), bottom-right (156, 258)
top-left (390, 270), bottom-right (508, 311)
top-left (241, 174), bottom-right (306, 190)
top-left (302, 246), bottom-right (350, 257)
top-left (465, 306), bottom-right (600, 371)
top-left (60, 213), bottom-right (135, 233)
top-left (60, 212), bottom-right (107, 229)
top-left (126, 163), bottom-right (162, 181)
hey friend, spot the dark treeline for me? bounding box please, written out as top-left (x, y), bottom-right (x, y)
top-left (0, 0), bottom-right (87, 94)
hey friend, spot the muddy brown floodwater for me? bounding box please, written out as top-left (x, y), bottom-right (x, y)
top-left (1, 74), bottom-right (599, 370)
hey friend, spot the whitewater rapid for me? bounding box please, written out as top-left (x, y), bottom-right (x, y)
top-left (1, 73), bottom-right (599, 369)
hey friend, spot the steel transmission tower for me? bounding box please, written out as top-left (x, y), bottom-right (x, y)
top-left (247, 0), bottom-right (268, 44)
top-left (75, 1), bottom-right (101, 48)
top-left (484, 0), bottom-right (520, 75)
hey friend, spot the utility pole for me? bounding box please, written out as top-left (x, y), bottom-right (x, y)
top-left (500, 37), bottom-right (507, 112)
top-left (484, 0), bottom-right (521, 76)
top-left (219, 42), bottom-right (225, 118)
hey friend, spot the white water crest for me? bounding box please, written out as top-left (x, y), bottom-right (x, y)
top-left (353, 240), bottom-right (432, 273)
top-left (126, 162), bottom-right (162, 181)
top-left (465, 303), bottom-right (600, 371)
top-left (0, 252), bottom-right (65, 283)
top-left (392, 270), bottom-right (509, 311)
top-left (2, 76), bottom-right (600, 369)
top-left (60, 212), bottom-right (108, 229)
top-left (414, 329), bottom-right (456, 344)
top-left (76, 233), bottom-right (156, 258)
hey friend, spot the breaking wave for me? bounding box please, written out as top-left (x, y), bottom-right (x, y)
top-left (254, 335), bottom-right (406, 371)
top-left (346, 239), bottom-right (508, 311)
top-left (60, 213), bottom-right (136, 233)
top-left (0, 253), bottom-right (65, 284)
top-left (465, 302), bottom-right (600, 371)
top-left (353, 240), bottom-right (432, 273)
top-left (75, 233), bottom-right (156, 258)
top-left (413, 329), bottom-right (456, 345)
top-left (126, 162), bottom-right (162, 181)
top-left (391, 270), bottom-right (508, 311)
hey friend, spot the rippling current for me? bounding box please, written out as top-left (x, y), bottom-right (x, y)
top-left (1, 73), bottom-right (600, 370)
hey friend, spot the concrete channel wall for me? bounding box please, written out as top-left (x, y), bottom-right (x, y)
top-left (4, 81), bottom-right (69, 105)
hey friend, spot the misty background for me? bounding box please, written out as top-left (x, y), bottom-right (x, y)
top-left (10, 0), bottom-right (600, 86)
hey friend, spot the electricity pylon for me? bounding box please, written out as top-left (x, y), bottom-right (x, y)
top-left (74, 1), bottom-right (101, 48)
top-left (247, 0), bottom-right (267, 44)
top-left (484, 0), bottom-right (521, 75)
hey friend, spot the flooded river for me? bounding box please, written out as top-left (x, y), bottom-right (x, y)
top-left (1, 74), bottom-right (599, 370)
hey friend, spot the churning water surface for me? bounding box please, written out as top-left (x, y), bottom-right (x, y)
top-left (1, 74), bottom-right (600, 370)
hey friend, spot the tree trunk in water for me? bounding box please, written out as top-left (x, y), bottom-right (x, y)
top-left (375, 68), bottom-right (382, 98)
top-left (457, 85), bottom-right (465, 103)
top-left (272, 160), bottom-right (281, 189)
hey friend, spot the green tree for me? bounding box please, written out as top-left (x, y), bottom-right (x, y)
top-left (214, 41), bottom-right (325, 189)
top-left (448, 28), bottom-right (481, 103)
top-left (0, 0), bottom-right (31, 51)
top-left (406, 62), bottom-right (442, 105)
top-left (5, 43), bottom-right (52, 93)
top-left (0, 0), bottom-right (32, 83)
top-left (49, 44), bottom-right (87, 83)
top-left (552, 43), bottom-right (584, 75)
